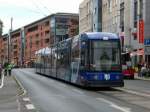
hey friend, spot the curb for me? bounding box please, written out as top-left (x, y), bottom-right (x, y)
top-left (13, 75), bottom-right (38, 112)
top-left (135, 77), bottom-right (150, 81)
top-left (13, 76), bottom-right (27, 96)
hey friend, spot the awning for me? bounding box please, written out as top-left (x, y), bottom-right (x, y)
top-left (130, 49), bottom-right (144, 56)
top-left (137, 49), bottom-right (144, 55)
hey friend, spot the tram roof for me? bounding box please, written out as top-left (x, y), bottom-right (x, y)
top-left (81, 32), bottom-right (119, 40)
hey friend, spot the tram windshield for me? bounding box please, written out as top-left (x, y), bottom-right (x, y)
top-left (83, 40), bottom-right (121, 72)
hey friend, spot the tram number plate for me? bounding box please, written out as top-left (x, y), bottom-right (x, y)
top-left (104, 74), bottom-right (110, 80)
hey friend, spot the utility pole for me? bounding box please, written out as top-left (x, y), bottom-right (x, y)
top-left (20, 27), bottom-right (25, 67)
top-left (8, 17), bottom-right (13, 63)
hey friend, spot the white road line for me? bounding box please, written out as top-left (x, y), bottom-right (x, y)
top-left (23, 97), bottom-right (30, 102)
top-left (72, 88), bottom-right (84, 94)
top-left (0, 70), bottom-right (4, 89)
top-left (13, 75), bottom-right (27, 96)
top-left (111, 104), bottom-right (131, 112)
top-left (118, 88), bottom-right (150, 98)
top-left (25, 104), bottom-right (35, 110)
top-left (96, 98), bottom-right (131, 112)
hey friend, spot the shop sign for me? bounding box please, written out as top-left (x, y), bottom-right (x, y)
top-left (138, 20), bottom-right (144, 44)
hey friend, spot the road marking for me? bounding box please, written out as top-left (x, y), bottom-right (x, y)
top-left (13, 75), bottom-right (27, 96)
top-left (23, 97), bottom-right (30, 102)
top-left (117, 88), bottom-right (150, 98)
top-left (96, 98), bottom-right (131, 112)
top-left (25, 104), bottom-right (35, 110)
top-left (72, 88), bottom-right (84, 94)
top-left (0, 70), bottom-right (4, 89)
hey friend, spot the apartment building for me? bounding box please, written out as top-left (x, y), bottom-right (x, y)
top-left (23, 13), bottom-right (78, 66)
top-left (24, 16), bottom-right (50, 66)
top-left (50, 13), bottom-right (79, 44)
top-left (10, 29), bottom-right (21, 66)
top-left (0, 34), bottom-right (8, 64)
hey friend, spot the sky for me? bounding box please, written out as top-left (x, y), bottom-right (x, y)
top-left (0, 0), bottom-right (83, 34)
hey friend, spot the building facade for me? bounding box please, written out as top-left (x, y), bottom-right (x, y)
top-left (0, 34), bottom-right (8, 64)
top-left (144, 0), bottom-right (150, 65)
top-left (24, 16), bottom-right (50, 67)
top-left (79, 0), bottom-right (93, 33)
top-left (50, 13), bottom-right (79, 44)
top-left (101, 0), bottom-right (149, 66)
top-left (102, 0), bottom-right (120, 34)
top-left (10, 29), bottom-right (21, 66)
top-left (79, 0), bottom-right (102, 33)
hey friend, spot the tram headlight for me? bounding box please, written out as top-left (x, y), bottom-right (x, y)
top-left (94, 75), bottom-right (98, 80)
top-left (116, 75), bottom-right (120, 80)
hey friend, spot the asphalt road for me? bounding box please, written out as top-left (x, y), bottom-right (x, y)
top-left (124, 79), bottom-right (150, 94)
top-left (13, 68), bottom-right (150, 112)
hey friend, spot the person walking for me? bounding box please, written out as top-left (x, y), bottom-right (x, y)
top-left (3, 62), bottom-right (8, 76)
top-left (7, 63), bottom-right (13, 76)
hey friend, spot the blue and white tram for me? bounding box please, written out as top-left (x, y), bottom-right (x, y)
top-left (35, 32), bottom-right (124, 87)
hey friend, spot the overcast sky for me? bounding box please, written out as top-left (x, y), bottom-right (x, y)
top-left (0, 0), bottom-right (83, 34)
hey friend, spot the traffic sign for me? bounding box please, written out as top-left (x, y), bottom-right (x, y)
top-left (144, 39), bottom-right (150, 45)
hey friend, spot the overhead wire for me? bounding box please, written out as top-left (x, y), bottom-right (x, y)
top-left (29, 0), bottom-right (48, 16)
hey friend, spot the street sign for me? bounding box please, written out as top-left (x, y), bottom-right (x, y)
top-left (144, 39), bottom-right (150, 45)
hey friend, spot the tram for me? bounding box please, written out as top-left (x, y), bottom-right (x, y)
top-left (35, 32), bottom-right (124, 87)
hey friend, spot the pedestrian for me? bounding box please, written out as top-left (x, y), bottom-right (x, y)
top-left (7, 63), bottom-right (13, 76)
top-left (140, 64), bottom-right (147, 77)
top-left (3, 62), bottom-right (8, 76)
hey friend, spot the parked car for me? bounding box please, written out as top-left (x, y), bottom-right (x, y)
top-left (122, 65), bottom-right (135, 79)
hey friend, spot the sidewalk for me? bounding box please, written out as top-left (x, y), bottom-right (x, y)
top-left (0, 76), bottom-right (19, 112)
top-left (134, 73), bottom-right (150, 81)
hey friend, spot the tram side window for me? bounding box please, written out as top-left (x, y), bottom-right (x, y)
top-left (72, 37), bottom-right (80, 63)
top-left (81, 50), bottom-right (85, 66)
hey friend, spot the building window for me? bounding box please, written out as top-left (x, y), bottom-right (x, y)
top-left (139, 0), bottom-right (143, 19)
top-left (94, 8), bottom-right (96, 14)
top-left (133, 34), bottom-right (137, 40)
top-left (36, 33), bottom-right (39, 37)
top-left (45, 38), bottom-right (49, 43)
top-left (28, 26), bottom-right (38, 32)
top-left (120, 2), bottom-right (124, 32)
top-left (36, 41), bottom-right (39, 46)
top-left (45, 30), bottom-right (49, 35)
top-left (45, 21), bottom-right (49, 26)
top-left (134, 0), bottom-right (138, 27)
